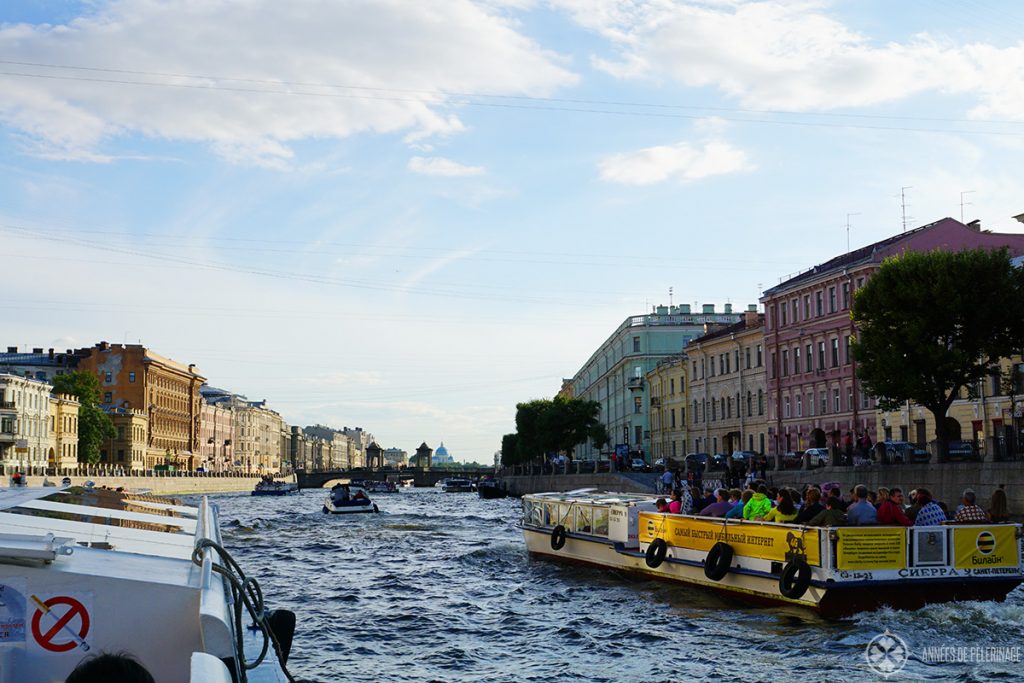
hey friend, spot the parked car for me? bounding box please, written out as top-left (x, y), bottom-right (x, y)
top-left (630, 457), bottom-right (651, 472)
top-left (684, 453), bottom-right (710, 470)
top-left (910, 448), bottom-right (931, 463)
top-left (883, 441), bottom-right (915, 464)
top-left (946, 440), bottom-right (980, 462)
top-left (781, 451), bottom-right (803, 469)
top-left (730, 451), bottom-right (759, 467)
top-left (805, 447), bottom-right (829, 467)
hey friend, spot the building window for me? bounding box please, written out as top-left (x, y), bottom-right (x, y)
top-left (756, 344), bottom-right (763, 367)
top-left (670, 409), bottom-right (676, 428)
top-left (806, 344), bottom-right (813, 372)
top-left (104, 371), bottom-right (112, 383)
top-left (632, 396), bottom-right (640, 414)
top-left (816, 291), bottom-right (823, 316)
top-left (845, 335), bottom-right (853, 364)
top-left (129, 372), bottom-right (136, 383)
top-left (793, 347), bottom-right (801, 374)
top-left (632, 336), bottom-right (640, 353)
top-left (700, 358), bottom-right (705, 379)
top-left (831, 338), bottom-right (839, 367)
top-left (747, 392), bottom-right (753, 417)
top-left (861, 389), bottom-right (870, 409)
top-left (856, 277), bottom-right (864, 289)
top-left (803, 295), bottom-right (810, 319)
top-left (808, 393), bottom-right (815, 416)
top-left (635, 426), bottom-right (642, 445)
top-left (842, 282), bottom-right (850, 309)
top-left (720, 355), bottom-right (725, 375)
top-left (791, 298), bottom-right (799, 322)
top-left (818, 342), bottom-right (826, 370)
top-left (847, 387), bottom-right (854, 411)
top-left (745, 347), bottom-right (751, 369)
top-left (784, 397), bottom-right (791, 418)
top-left (833, 388), bottom-right (841, 413)
top-left (820, 391), bottom-right (827, 415)
top-left (829, 286), bottom-right (836, 313)
top-left (669, 378), bottom-right (675, 395)
top-left (796, 395), bottom-right (803, 417)
top-left (780, 302), bottom-right (787, 326)
top-left (711, 400), bottom-right (717, 421)
top-left (103, 392), bottom-right (112, 403)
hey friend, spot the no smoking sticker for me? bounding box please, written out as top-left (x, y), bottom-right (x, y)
top-left (29, 593), bottom-right (92, 654)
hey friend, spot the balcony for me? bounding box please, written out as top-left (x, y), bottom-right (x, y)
top-left (0, 401), bottom-right (15, 411)
top-left (627, 377), bottom-right (645, 391)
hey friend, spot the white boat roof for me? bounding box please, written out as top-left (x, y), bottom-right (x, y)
top-left (525, 489), bottom-right (658, 505)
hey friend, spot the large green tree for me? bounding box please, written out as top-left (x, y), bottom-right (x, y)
top-left (51, 371), bottom-right (116, 465)
top-left (500, 396), bottom-right (606, 466)
top-left (852, 248), bottom-right (1024, 459)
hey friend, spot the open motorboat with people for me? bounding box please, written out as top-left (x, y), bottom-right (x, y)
top-left (521, 489), bottom-right (1024, 619)
top-left (350, 479), bottom-right (398, 494)
top-left (323, 482), bottom-right (379, 514)
top-left (441, 478), bottom-right (475, 493)
top-left (0, 484), bottom-right (295, 682)
top-left (477, 478), bottom-right (508, 499)
top-left (251, 476), bottom-right (299, 496)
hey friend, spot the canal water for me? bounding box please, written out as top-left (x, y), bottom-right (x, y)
top-left (189, 488), bottom-right (1024, 682)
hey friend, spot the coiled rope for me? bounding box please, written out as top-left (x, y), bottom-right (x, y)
top-left (191, 538), bottom-right (296, 682)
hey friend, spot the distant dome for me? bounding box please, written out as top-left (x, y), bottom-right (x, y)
top-left (435, 442), bottom-right (448, 457)
top-left (434, 441), bottom-right (454, 464)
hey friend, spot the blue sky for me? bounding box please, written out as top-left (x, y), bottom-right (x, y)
top-left (2, 0), bottom-right (1024, 462)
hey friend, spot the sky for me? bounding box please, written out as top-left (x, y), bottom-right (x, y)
top-left (3, 0), bottom-right (1024, 463)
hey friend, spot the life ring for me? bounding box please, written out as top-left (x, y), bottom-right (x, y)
top-left (645, 538), bottom-right (668, 568)
top-left (703, 542), bottom-right (734, 581)
top-left (779, 559), bottom-right (812, 599)
top-left (550, 524), bottom-right (567, 550)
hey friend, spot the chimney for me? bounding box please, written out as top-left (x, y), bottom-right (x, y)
top-left (99, 341), bottom-right (110, 350)
top-left (745, 310), bottom-right (761, 327)
top-left (967, 219), bottom-right (981, 232)
top-left (32, 348), bottom-right (43, 354)
top-left (48, 348), bottom-right (54, 359)
top-left (747, 304), bottom-right (757, 312)
top-left (724, 303), bottom-right (733, 314)
top-left (702, 304), bottom-right (715, 314)
top-left (6, 346), bottom-right (15, 353)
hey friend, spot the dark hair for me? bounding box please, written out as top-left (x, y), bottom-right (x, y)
top-left (776, 489), bottom-right (796, 515)
top-left (66, 652), bottom-right (155, 683)
top-left (757, 484), bottom-right (769, 495)
top-left (855, 484), bottom-right (868, 500)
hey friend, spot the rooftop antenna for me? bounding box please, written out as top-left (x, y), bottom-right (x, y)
top-left (669, 286), bottom-right (673, 306)
top-left (960, 190), bottom-right (975, 223)
top-left (900, 186), bottom-right (913, 232)
top-left (845, 212), bottom-right (861, 253)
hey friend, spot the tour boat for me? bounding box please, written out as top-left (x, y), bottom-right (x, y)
top-left (251, 478), bottom-right (299, 496)
top-left (322, 484), bottom-right (379, 514)
top-left (520, 489), bottom-right (1024, 618)
top-left (0, 485), bottom-right (295, 682)
top-left (441, 478), bottom-right (475, 493)
top-left (477, 479), bottom-right (509, 499)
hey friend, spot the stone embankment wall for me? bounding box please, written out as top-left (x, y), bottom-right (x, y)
top-left (11, 474), bottom-right (295, 496)
top-left (503, 473), bottom-right (656, 497)
top-left (770, 462), bottom-right (1024, 515)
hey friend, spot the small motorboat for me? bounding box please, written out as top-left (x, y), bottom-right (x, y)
top-left (442, 478), bottom-right (474, 493)
top-left (252, 477), bottom-right (299, 496)
top-left (323, 484), bottom-right (379, 514)
top-left (477, 478), bottom-right (508, 499)
top-left (351, 479), bottom-right (398, 494)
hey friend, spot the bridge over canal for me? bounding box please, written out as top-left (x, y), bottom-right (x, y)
top-left (296, 467), bottom-right (496, 489)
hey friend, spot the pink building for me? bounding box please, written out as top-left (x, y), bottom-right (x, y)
top-left (761, 217), bottom-right (1024, 457)
top-left (199, 398), bottom-right (235, 472)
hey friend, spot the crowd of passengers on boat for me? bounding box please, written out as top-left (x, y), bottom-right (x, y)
top-left (656, 478), bottom-right (1011, 527)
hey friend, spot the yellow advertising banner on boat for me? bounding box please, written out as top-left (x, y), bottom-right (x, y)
top-left (953, 526), bottom-right (1019, 570)
top-left (836, 528), bottom-right (906, 570)
top-left (639, 515), bottom-right (820, 566)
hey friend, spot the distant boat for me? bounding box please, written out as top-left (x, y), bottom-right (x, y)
top-left (252, 479), bottom-right (298, 496)
top-left (323, 484), bottom-right (379, 514)
top-left (477, 479), bottom-right (508, 499)
top-left (441, 478), bottom-right (474, 493)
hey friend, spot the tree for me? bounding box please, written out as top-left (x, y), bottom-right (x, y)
top-left (52, 371), bottom-right (116, 465)
top-left (852, 248), bottom-right (1024, 460)
top-left (502, 396), bottom-right (606, 465)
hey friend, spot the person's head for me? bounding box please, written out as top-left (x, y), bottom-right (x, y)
top-left (962, 489), bottom-right (977, 506)
top-left (854, 484), bottom-right (868, 502)
top-left (741, 490), bottom-right (754, 504)
top-left (66, 652), bottom-right (155, 683)
top-left (825, 496), bottom-right (839, 509)
top-left (877, 487), bottom-right (890, 503)
top-left (805, 488), bottom-right (821, 504)
top-left (728, 488), bottom-right (741, 503)
top-left (704, 488), bottom-right (713, 497)
top-left (915, 488), bottom-right (932, 505)
top-left (655, 498), bottom-right (668, 510)
top-left (777, 489), bottom-right (795, 515)
top-left (716, 488), bottom-right (728, 502)
top-left (670, 489), bottom-right (681, 502)
top-left (866, 490), bottom-right (877, 504)
top-left (757, 484), bottom-right (769, 496)
top-left (890, 487), bottom-right (905, 505)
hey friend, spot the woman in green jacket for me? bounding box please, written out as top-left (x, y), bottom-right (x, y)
top-left (743, 485), bottom-right (773, 520)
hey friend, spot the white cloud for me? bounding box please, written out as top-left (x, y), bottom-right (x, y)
top-left (598, 138), bottom-right (753, 185)
top-left (408, 156), bottom-right (486, 176)
top-left (0, 0), bottom-right (578, 165)
top-left (557, 0), bottom-right (1024, 117)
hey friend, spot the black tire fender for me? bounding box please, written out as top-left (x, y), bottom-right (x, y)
top-left (645, 538), bottom-right (668, 568)
top-left (703, 542), bottom-right (734, 581)
top-left (779, 559), bottom-right (812, 600)
top-left (550, 524), bottom-right (567, 550)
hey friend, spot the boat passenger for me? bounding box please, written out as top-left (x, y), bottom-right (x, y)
top-left (699, 489), bottom-right (734, 517)
top-left (680, 487), bottom-right (694, 514)
top-left (876, 488), bottom-right (912, 526)
top-left (655, 498), bottom-right (670, 513)
top-left (697, 488), bottom-right (715, 511)
top-left (65, 651), bottom-right (155, 683)
top-left (912, 489), bottom-right (948, 526)
top-left (668, 489), bottom-right (684, 514)
top-left (353, 489), bottom-right (367, 500)
top-left (807, 496), bottom-right (847, 527)
top-left (875, 487), bottom-right (890, 509)
top-left (793, 488), bottom-right (824, 525)
top-left (989, 488), bottom-right (1010, 523)
top-left (762, 489), bottom-right (798, 523)
top-left (953, 489), bottom-right (990, 523)
top-left (846, 485), bottom-right (878, 525)
top-left (726, 490), bottom-right (753, 519)
top-left (743, 485), bottom-right (772, 520)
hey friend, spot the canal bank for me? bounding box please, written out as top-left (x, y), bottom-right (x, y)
top-left (7, 473), bottom-right (296, 495)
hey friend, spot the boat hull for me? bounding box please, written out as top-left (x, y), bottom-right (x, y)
top-left (523, 527), bottom-right (1022, 619)
top-left (478, 486), bottom-right (508, 499)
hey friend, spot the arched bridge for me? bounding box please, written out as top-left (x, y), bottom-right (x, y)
top-left (295, 467), bottom-right (496, 489)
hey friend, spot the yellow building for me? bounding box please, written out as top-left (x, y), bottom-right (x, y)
top-left (646, 355), bottom-right (688, 466)
top-left (686, 312), bottom-right (768, 456)
top-left (876, 356), bottom-right (1024, 460)
top-left (48, 393), bottom-right (80, 471)
top-left (101, 408), bottom-right (149, 472)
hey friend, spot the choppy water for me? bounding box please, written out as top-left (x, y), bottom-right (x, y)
top-left (187, 489), bottom-right (1024, 682)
